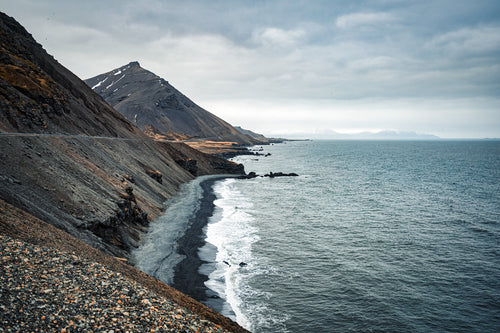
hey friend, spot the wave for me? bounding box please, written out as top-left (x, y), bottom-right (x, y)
top-left (132, 175), bottom-right (225, 284)
top-left (199, 178), bottom-right (259, 328)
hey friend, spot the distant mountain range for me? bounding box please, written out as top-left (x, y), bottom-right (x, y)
top-left (282, 130), bottom-right (440, 140)
top-left (85, 62), bottom-right (265, 145)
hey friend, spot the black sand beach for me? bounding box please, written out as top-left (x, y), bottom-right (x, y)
top-left (172, 177), bottom-right (230, 314)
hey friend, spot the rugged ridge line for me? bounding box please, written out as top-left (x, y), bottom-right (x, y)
top-left (0, 14), bottom-right (143, 138)
top-left (85, 62), bottom-right (263, 145)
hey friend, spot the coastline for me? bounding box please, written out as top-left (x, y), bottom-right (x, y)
top-left (172, 176), bottom-right (228, 313)
top-left (0, 198), bottom-right (250, 333)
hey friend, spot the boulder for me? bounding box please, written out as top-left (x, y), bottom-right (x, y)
top-left (145, 169), bottom-right (163, 184)
top-left (264, 172), bottom-right (299, 178)
top-left (175, 159), bottom-right (198, 176)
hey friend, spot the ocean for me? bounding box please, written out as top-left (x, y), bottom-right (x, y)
top-left (135, 140), bottom-right (500, 332)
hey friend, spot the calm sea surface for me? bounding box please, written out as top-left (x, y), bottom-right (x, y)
top-left (201, 140), bottom-right (500, 332)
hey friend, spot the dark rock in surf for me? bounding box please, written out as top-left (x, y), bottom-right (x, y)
top-left (264, 172), bottom-right (299, 178)
top-left (238, 171), bottom-right (258, 179)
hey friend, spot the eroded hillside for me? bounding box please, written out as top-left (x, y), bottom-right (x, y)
top-left (0, 12), bottom-right (244, 258)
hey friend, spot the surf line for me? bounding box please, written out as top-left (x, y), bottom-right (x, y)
top-left (132, 174), bottom-right (236, 290)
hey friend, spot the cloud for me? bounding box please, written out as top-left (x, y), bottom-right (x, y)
top-left (1, 0), bottom-right (499, 137)
top-left (336, 12), bottom-right (397, 29)
top-left (204, 96), bottom-right (500, 139)
top-left (252, 27), bottom-right (306, 47)
top-left (427, 25), bottom-right (500, 55)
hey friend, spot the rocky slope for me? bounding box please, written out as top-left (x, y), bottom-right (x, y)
top-left (0, 11), bottom-right (244, 259)
top-left (85, 62), bottom-right (263, 145)
top-left (0, 11), bottom-right (251, 332)
top-left (0, 14), bottom-right (144, 138)
top-left (0, 199), bottom-right (248, 332)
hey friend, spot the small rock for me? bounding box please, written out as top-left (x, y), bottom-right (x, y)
top-left (145, 169), bottom-right (163, 184)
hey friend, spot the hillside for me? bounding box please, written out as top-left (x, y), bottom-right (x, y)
top-left (0, 15), bottom-right (144, 138)
top-left (0, 11), bottom-right (248, 331)
top-left (0, 11), bottom-right (244, 259)
top-left (85, 62), bottom-right (263, 145)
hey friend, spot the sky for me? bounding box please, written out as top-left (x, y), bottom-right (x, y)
top-left (2, 0), bottom-right (500, 138)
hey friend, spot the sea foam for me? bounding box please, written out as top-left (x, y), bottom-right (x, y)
top-left (133, 175), bottom-right (222, 284)
top-left (199, 178), bottom-right (259, 329)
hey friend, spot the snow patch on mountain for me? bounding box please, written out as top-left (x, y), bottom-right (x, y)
top-left (91, 77), bottom-right (108, 90)
top-left (106, 74), bottom-right (126, 90)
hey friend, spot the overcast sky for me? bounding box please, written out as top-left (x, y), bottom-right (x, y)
top-left (2, 0), bottom-right (500, 138)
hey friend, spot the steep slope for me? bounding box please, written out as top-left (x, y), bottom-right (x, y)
top-left (0, 12), bottom-right (244, 259)
top-left (235, 126), bottom-right (271, 143)
top-left (0, 12), bottom-right (249, 332)
top-left (85, 62), bottom-right (261, 145)
top-left (0, 13), bottom-right (144, 138)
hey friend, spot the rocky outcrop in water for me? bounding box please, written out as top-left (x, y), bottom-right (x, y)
top-left (238, 171), bottom-right (298, 179)
top-left (265, 171), bottom-right (299, 178)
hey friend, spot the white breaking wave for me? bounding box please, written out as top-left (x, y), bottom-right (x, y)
top-left (200, 178), bottom-right (260, 329)
top-left (133, 175), bottom-right (224, 284)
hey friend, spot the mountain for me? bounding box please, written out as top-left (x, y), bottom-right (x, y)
top-left (0, 12), bottom-right (250, 332)
top-left (85, 62), bottom-right (261, 145)
top-left (367, 130), bottom-right (440, 140)
top-left (0, 15), bottom-right (144, 138)
top-left (234, 126), bottom-right (270, 143)
top-left (281, 129), bottom-right (440, 140)
top-left (0, 11), bottom-right (243, 258)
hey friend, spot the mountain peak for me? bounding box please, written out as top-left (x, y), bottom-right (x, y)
top-left (85, 64), bottom-right (263, 145)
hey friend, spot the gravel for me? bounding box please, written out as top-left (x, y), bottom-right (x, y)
top-left (0, 235), bottom-right (232, 332)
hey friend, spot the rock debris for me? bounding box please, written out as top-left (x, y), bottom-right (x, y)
top-left (0, 235), bottom-right (232, 332)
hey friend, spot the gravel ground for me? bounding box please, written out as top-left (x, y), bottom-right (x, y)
top-left (0, 235), bottom-right (232, 332)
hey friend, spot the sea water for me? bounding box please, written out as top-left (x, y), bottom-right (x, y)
top-left (201, 140), bottom-right (500, 332)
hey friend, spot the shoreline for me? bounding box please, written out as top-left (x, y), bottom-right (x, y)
top-left (0, 198), bottom-right (250, 333)
top-left (172, 176), bottom-right (230, 314)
